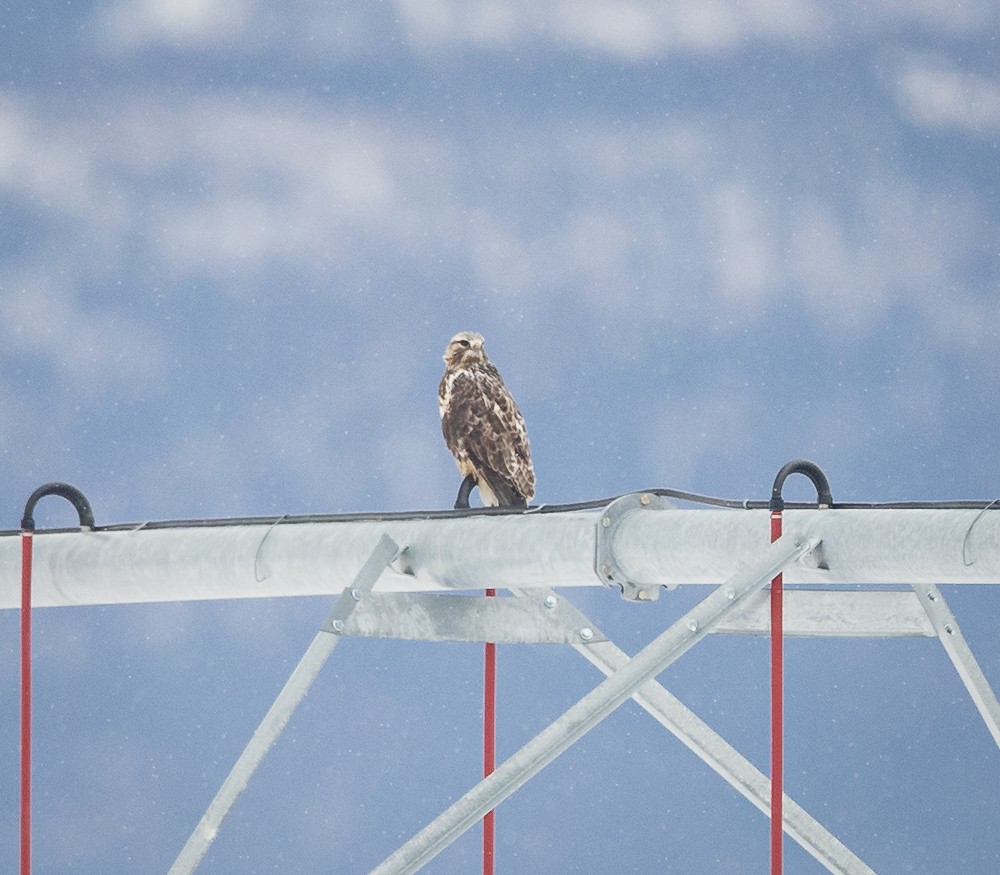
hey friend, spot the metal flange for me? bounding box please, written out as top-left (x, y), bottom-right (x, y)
top-left (595, 492), bottom-right (671, 601)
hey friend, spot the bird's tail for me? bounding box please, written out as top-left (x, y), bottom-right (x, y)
top-left (487, 477), bottom-right (528, 508)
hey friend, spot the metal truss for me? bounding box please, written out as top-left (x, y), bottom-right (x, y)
top-left (165, 524), bottom-right (1000, 874)
top-left (10, 489), bottom-right (992, 871)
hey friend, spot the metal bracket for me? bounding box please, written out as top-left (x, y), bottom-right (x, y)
top-left (710, 589), bottom-right (936, 637)
top-left (595, 492), bottom-right (670, 602)
top-left (336, 591), bottom-right (607, 645)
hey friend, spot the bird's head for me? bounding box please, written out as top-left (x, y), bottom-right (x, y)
top-left (443, 331), bottom-right (486, 367)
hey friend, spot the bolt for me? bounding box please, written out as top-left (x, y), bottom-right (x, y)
top-left (944, 624), bottom-right (954, 635)
top-left (602, 516), bottom-right (611, 527)
top-left (640, 493), bottom-right (651, 506)
top-left (600, 564), bottom-right (613, 579)
top-left (637, 589), bottom-right (650, 601)
top-left (350, 588), bottom-right (362, 601)
top-left (580, 627), bottom-right (594, 642)
top-left (331, 619), bottom-right (345, 634)
top-left (543, 595), bottom-right (557, 609)
top-left (686, 618), bottom-right (698, 632)
top-left (724, 587), bottom-right (736, 600)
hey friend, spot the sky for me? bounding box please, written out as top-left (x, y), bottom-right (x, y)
top-left (1, 0), bottom-right (999, 872)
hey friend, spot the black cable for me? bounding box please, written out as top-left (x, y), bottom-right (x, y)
top-left (769, 459), bottom-right (833, 511)
top-left (4, 485), bottom-right (997, 536)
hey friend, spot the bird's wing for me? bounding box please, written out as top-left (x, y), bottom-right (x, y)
top-left (442, 367), bottom-right (535, 506)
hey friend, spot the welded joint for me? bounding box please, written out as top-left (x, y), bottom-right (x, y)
top-left (595, 492), bottom-right (672, 602)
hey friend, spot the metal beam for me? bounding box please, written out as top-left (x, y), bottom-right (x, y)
top-left (557, 603), bottom-right (876, 874)
top-left (335, 589), bottom-right (934, 643)
top-left (483, 584), bottom-right (876, 872)
top-left (2, 505), bottom-right (1000, 608)
top-left (369, 534), bottom-right (820, 874)
top-left (712, 589), bottom-right (935, 638)
top-left (340, 591), bottom-right (606, 644)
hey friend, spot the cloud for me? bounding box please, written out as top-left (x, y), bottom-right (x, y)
top-left (0, 277), bottom-right (168, 400)
top-left (108, 100), bottom-right (453, 282)
top-left (892, 55), bottom-right (1000, 135)
top-left (1, 70), bottom-right (994, 424)
top-left (89, 0), bottom-right (999, 62)
top-left (395, 0), bottom-right (825, 59)
top-left (100, 0), bottom-right (255, 48)
top-left (800, 179), bottom-right (995, 346)
top-left (0, 97), bottom-right (109, 215)
top-left (642, 390), bottom-right (758, 491)
top-left (871, 0), bottom-right (995, 35)
top-left (3, 41), bottom-right (987, 517)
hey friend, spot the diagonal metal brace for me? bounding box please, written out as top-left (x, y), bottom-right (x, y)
top-left (546, 595), bottom-right (877, 874)
top-left (370, 534), bottom-right (821, 875)
top-left (913, 583), bottom-right (1000, 749)
top-left (169, 533), bottom-right (400, 875)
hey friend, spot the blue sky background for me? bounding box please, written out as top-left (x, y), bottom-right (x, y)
top-left (1, 1), bottom-right (999, 872)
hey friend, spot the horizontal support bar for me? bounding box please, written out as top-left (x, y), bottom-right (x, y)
top-left (329, 590), bottom-right (935, 643)
top-left (712, 589), bottom-right (936, 638)
top-left (330, 591), bottom-right (607, 645)
top-left (2, 506), bottom-right (1000, 608)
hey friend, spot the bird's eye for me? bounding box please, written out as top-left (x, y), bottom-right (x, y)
top-left (456, 339), bottom-right (470, 348)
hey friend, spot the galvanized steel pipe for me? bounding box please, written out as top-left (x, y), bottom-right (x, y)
top-left (1, 506), bottom-right (999, 609)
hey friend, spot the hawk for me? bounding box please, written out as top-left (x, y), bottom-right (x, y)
top-left (439, 331), bottom-right (535, 508)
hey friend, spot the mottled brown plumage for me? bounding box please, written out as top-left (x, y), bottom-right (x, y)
top-left (439, 331), bottom-right (535, 507)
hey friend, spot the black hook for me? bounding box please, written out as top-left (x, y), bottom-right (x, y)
top-left (769, 460), bottom-right (833, 512)
top-left (21, 482), bottom-right (95, 532)
top-left (454, 474), bottom-right (476, 510)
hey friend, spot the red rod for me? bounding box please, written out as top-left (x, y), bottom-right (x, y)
top-left (483, 589), bottom-right (497, 875)
top-left (21, 531), bottom-right (33, 875)
top-left (770, 511), bottom-right (783, 875)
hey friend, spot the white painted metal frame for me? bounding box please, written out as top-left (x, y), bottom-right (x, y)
top-left (4, 498), bottom-right (1000, 872)
top-left (362, 573), bottom-right (999, 874)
